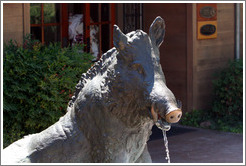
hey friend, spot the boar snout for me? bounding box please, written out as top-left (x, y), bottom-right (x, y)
top-left (165, 109), bottom-right (182, 123)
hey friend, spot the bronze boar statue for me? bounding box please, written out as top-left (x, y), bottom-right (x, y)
top-left (3, 16), bottom-right (182, 163)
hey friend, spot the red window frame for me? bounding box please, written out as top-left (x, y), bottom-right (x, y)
top-left (31, 3), bottom-right (115, 53)
top-left (84, 3), bottom-right (115, 58)
top-left (30, 3), bottom-right (62, 45)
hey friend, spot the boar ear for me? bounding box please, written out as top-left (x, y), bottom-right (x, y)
top-left (149, 16), bottom-right (165, 48)
top-left (113, 25), bottom-right (128, 51)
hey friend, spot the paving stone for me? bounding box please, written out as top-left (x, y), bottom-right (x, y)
top-left (148, 125), bottom-right (243, 163)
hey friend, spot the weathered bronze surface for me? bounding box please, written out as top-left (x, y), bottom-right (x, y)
top-left (3, 16), bottom-right (182, 163)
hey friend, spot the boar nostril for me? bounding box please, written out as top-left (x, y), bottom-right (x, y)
top-left (165, 109), bottom-right (182, 123)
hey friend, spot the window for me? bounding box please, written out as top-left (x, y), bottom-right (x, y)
top-left (84, 3), bottom-right (115, 59)
top-left (30, 3), bottom-right (115, 60)
top-left (30, 3), bottom-right (61, 45)
top-left (123, 4), bottom-right (143, 33)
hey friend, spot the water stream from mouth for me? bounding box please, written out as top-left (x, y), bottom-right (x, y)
top-left (162, 130), bottom-right (170, 163)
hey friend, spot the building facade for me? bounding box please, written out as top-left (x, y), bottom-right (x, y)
top-left (3, 3), bottom-right (244, 114)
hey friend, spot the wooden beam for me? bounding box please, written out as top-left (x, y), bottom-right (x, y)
top-left (41, 4), bottom-right (44, 44)
top-left (84, 3), bottom-right (90, 52)
top-left (31, 23), bottom-right (60, 27)
top-left (61, 3), bottom-right (68, 47)
top-left (186, 3), bottom-right (194, 112)
top-left (23, 3), bottom-right (30, 38)
top-left (99, 3), bottom-right (102, 58)
top-left (110, 3), bottom-right (116, 48)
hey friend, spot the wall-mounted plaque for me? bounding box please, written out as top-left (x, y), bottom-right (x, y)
top-left (197, 4), bottom-right (217, 21)
top-left (197, 21), bottom-right (217, 39)
top-left (200, 6), bottom-right (217, 18)
top-left (200, 24), bottom-right (216, 35)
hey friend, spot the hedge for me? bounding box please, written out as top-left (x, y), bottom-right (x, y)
top-left (3, 36), bottom-right (93, 147)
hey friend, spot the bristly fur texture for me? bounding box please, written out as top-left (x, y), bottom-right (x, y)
top-left (3, 16), bottom-right (180, 163)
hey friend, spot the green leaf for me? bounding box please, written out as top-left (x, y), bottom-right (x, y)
top-left (3, 35), bottom-right (93, 147)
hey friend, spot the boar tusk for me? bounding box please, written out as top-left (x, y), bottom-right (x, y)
top-left (151, 104), bottom-right (158, 122)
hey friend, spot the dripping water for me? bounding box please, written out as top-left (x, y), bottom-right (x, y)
top-left (162, 130), bottom-right (170, 163)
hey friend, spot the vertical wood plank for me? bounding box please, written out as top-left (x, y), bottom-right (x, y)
top-left (84, 3), bottom-right (90, 52)
top-left (61, 3), bottom-right (68, 47)
top-left (99, 3), bottom-right (102, 58)
top-left (110, 3), bottom-right (116, 48)
top-left (23, 3), bottom-right (30, 37)
top-left (41, 4), bottom-right (44, 44)
top-left (3, 3), bottom-right (24, 44)
top-left (186, 3), bottom-right (193, 112)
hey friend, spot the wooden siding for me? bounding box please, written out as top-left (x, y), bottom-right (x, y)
top-left (143, 4), bottom-right (189, 113)
top-left (240, 3), bottom-right (243, 59)
top-left (3, 3), bottom-right (30, 45)
top-left (192, 3), bottom-right (242, 110)
top-left (143, 3), bottom-right (243, 113)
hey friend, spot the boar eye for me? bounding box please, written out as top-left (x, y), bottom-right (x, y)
top-left (131, 63), bottom-right (145, 76)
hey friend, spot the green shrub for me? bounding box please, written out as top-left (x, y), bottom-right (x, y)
top-left (180, 59), bottom-right (243, 133)
top-left (211, 59), bottom-right (243, 133)
top-left (212, 59), bottom-right (243, 122)
top-left (180, 110), bottom-right (211, 128)
top-left (3, 36), bottom-right (93, 148)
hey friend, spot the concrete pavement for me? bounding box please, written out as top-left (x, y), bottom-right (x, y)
top-left (147, 125), bottom-right (244, 163)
